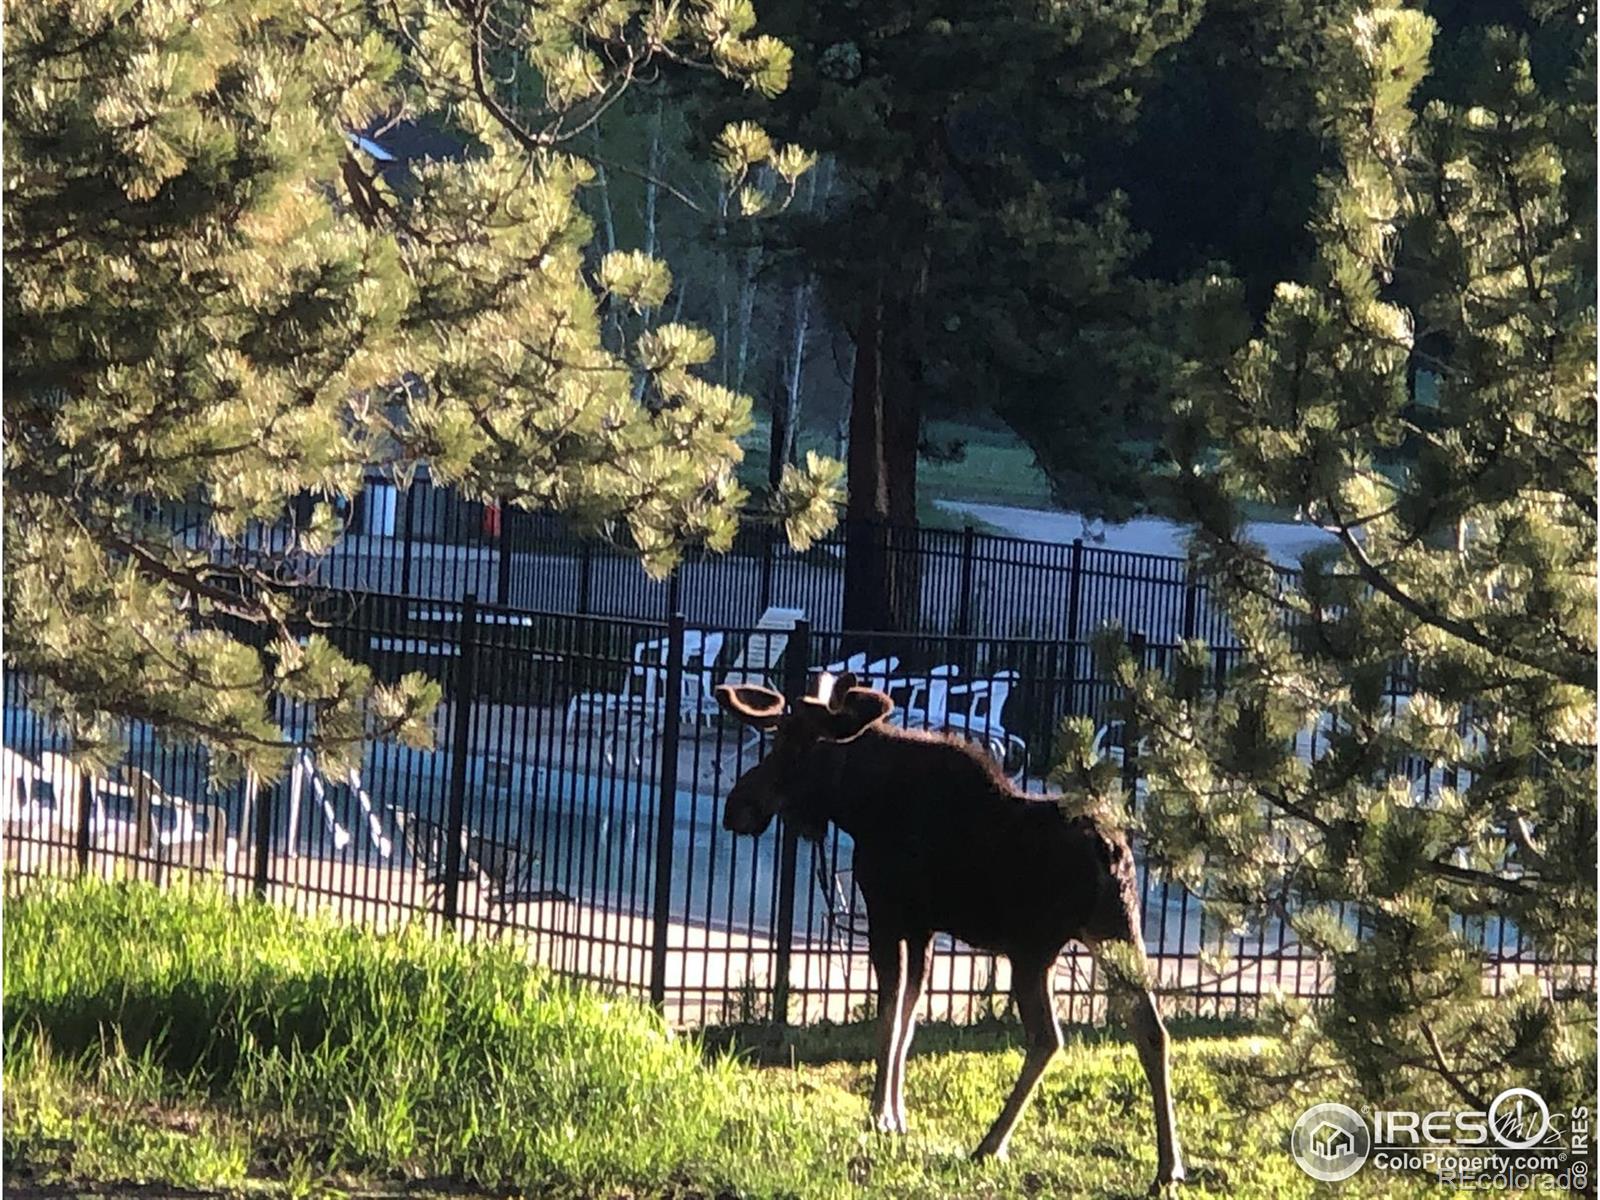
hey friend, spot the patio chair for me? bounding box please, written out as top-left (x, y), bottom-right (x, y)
top-left (3, 748), bottom-right (39, 830)
top-left (567, 629), bottom-right (724, 730)
top-left (36, 750), bottom-right (90, 834)
top-left (285, 747), bottom-right (392, 859)
top-left (823, 653), bottom-right (900, 693)
top-left (944, 670), bottom-right (1027, 771)
top-left (390, 807), bottom-right (567, 914)
top-left (125, 766), bottom-right (234, 872)
top-left (818, 859), bottom-right (870, 951)
top-left (895, 664), bottom-right (961, 730)
top-left (717, 606), bottom-right (805, 689)
top-left (703, 608), bottom-right (805, 750)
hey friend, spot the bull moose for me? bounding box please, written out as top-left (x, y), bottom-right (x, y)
top-left (715, 673), bottom-right (1184, 1192)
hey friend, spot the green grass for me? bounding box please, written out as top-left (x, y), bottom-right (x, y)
top-left (5, 880), bottom-right (1444, 1198)
top-left (737, 417), bottom-right (1055, 528)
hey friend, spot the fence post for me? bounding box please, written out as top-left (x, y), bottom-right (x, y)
top-left (1122, 632), bottom-right (1145, 808)
top-left (442, 592), bottom-right (479, 929)
top-left (252, 770), bottom-right (274, 901)
top-left (770, 617), bottom-right (810, 1026)
top-left (495, 498), bottom-right (514, 607)
top-left (1181, 566), bottom-right (1200, 642)
top-left (577, 540), bottom-right (594, 615)
top-left (74, 768), bottom-right (94, 875)
top-left (399, 483), bottom-right (417, 597)
top-left (956, 524), bottom-right (976, 636)
top-left (649, 611), bottom-right (687, 1010)
top-left (759, 524), bottom-right (776, 612)
top-left (1065, 538), bottom-right (1086, 642)
top-left (1065, 537), bottom-right (1086, 715)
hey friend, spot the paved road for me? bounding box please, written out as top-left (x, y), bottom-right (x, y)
top-left (934, 500), bottom-right (1338, 566)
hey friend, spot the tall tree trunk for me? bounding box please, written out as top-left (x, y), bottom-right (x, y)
top-left (767, 369), bottom-right (790, 493)
top-left (775, 161), bottom-right (830, 471)
top-left (779, 275), bottom-right (811, 467)
top-left (842, 254), bottom-right (925, 633)
top-left (734, 244), bottom-right (760, 391)
top-left (592, 131), bottom-right (620, 346)
top-left (631, 110), bottom-right (662, 405)
top-left (642, 103), bottom-right (661, 258)
top-left (843, 283), bottom-right (892, 632)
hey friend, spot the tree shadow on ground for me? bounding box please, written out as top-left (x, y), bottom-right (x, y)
top-left (698, 1013), bottom-right (1258, 1067)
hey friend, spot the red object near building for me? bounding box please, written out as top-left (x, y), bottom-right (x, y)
top-left (482, 503), bottom-right (501, 538)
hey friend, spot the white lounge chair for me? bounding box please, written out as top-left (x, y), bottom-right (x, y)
top-left (896, 665), bottom-right (961, 730)
top-left (3, 747), bottom-right (38, 829)
top-left (287, 747), bottom-right (392, 859)
top-left (719, 606), bottom-right (805, 689)
top-left (36, 750), bottom-right (90, 834)
top-left (568, 629), bottom-right (725, 730)
top-left (709, 607), bottom-right (805, 750)
top-left (126, 766), bottom-right (236, 872)
top-left (945, 670), bottom-right (1027, 771)
top-left (823, 653), bottom-right (901, 693)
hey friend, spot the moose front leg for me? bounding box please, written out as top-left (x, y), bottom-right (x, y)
top-left (1087, 928), bottom-right (1186, 1194)
top-left (1120, 984), bottom-right (1185, 1191)
top-left (887, 931), bottom-right (932, 1132)
top-left (868, 928), bottom-right (908, 1133)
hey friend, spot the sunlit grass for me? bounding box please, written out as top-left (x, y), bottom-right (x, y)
top-left (4, 880), bottom-right (1443, 1197)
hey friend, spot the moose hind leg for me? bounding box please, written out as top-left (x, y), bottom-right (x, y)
top-left (973, 955), bottom-right (1061, 1160)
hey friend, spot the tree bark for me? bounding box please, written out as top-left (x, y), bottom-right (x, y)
top-left (842, 275), bottom-right (923, 633)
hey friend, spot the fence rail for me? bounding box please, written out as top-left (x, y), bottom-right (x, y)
top-left (4, 583), bottom-right (1579, 1027)
top-left (151, 472), bottom-right (1271, 644)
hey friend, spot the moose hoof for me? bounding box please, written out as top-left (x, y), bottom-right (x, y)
top-left (872, 1111), bottom-right (904, 1135)
top-left (1147, 1169), bottom-right (1186, 1196)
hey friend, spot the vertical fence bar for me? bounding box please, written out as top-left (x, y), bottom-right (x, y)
top-left (74, 767), bottom-right (94, 875)
top-left (1065, 538), bottom-right (1086, 642)
top-left (1181, 566), bottom-right (1200, 642)
top-left (956, 524), bottom-right (976, 636)
top-left (648, 611), bottom-right (687, 1010)
top-left (759, 525), bottom-right (776, 612)
top-left (496, 499), bottom-right (514, 607)
top-left (253, 771), bottom-right (273, 901)
top-left (399, 483), bottom-right (417, 597)
top-left (1065, 537), bottom-right (1086, 716)
top-left (442, 593), bottom-right (479, 929)
top-left (770, 617), bottom-right (810, 1025)
top-left (577, 541), bottom-right (594, 615)
top-left (1123, 632), bottom-right (1145, 801)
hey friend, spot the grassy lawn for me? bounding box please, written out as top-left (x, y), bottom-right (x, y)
top-left (738, 418), bottom-right (1056, 528)
top-left (4, 880), bottom-right (1444, 1199)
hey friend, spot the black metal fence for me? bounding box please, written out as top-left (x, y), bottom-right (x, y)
top-left (3, 584), bottom-right (1572, 1027)
top-left (157, 472), bottom-right (1254, 644)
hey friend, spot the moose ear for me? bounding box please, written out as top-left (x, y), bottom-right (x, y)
top-left (815, 670), bottom-right (857, 707)
top-left (803, 687), bottom-right (893, 743)
top-left (715, 684), bottom-right (786, 730)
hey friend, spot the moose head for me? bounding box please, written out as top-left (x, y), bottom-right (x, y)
top-left (714, 672), bottom-right (894, 839)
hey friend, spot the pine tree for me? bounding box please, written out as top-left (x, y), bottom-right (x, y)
top-left (3, 0), bottom-right (841, 779)
top-left (746, 0), bottom-right (1202, 631)
top-left (1096, 0), bottom-right (1596, 1115)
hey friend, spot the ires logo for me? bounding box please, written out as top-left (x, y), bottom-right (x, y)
top-left (1292, 1088), bottom-right (1583, 1188)
top-left (1371, 1088), bottom-right (1550, 1150)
